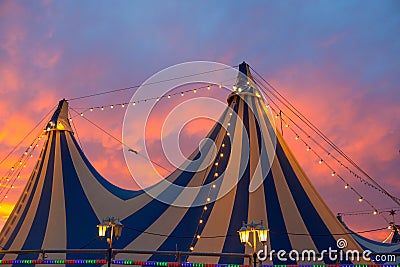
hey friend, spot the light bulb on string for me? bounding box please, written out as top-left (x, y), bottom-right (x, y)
top-left (101, 106), bottom-right (104, 111)
top-left (133, 102), bottom-right (136, 106)
top-left (219, 84), bottom-right (222, 88)
top-left (156, 98), bottom-right (160, 102)
top-left (373, 210), bottom-right (378, 215)
top-left (206, 197), bottom-right (211, 202)
top-left (197, 235), bottom-right (201, 239)
top-left (207, 86), bottom-right (210, 90)
top-left (345, 184), bottom-right (349, 189)
top-left (110, 105), bottom-right (114, 109)
top-left (80, 113), bottom-right (84, 117)
top-left (180, 92), bottom-right (184, 96)
top-left (193, 89), bottom-right (197, 93)
top-left (285, 124), bottom-right (289, 128)
top-left (331, 171), bottom-right (335, 176)
top-left (203, 206), bottom-right (208, 211)
top-left (199, 219), bottom-right (203, 224)
top-left (306, 147), bottom-right (311, 152)
top-left (295, 135), bottom-right (299, 140)
top-left (190, 246), bottom-right (194, 251)
top-left (212, 184), bottom-right (216, 188)
top-left (319, 159), bottom-right (323, 164)
top-left (214, 162), bottom-right (219, 166)
top-left (168, 95), bottom-right (171, 99)
top-left (90, 108), bottom-right (93, 112)
top-left (358, 197), bottom-right (363, 202)
top-left (121, 104), bottom-right (125, 108)
top-left (214, 173), bottom-right (218, 178)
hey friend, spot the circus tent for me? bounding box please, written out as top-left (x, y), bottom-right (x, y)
top-left (0, 62), bottom-right (396, 265)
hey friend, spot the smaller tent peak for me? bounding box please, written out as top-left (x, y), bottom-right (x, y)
top-left (45, 99), bottom-right (73, 132)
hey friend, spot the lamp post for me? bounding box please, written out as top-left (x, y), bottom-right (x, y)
top-left (97, 216), bottom-right (123, 267)
top-left (238, 221), bottom-right (268, 267)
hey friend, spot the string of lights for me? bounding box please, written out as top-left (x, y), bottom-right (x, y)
top-left (265, 105), bottom-right (387, 223)
top-left (187, 109), bottom-right (232, 252)
top-left (68, 82), bottom-right (234, 120)
top-left (339, 208), bottom-right (400, 217)
top-left (250, 68), bottom-right (399, 207)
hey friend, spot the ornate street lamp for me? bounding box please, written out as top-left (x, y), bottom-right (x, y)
top-left (97, 216), bottom-right (123, 267)
top-left (238, 221), bottom-right (269, 267)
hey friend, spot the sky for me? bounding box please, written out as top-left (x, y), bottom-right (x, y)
top-left (0, 0), bottom-right (399, 242)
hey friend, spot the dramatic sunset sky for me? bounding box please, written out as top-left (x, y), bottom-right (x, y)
top-left (0, 0), bottom-right (399, 241)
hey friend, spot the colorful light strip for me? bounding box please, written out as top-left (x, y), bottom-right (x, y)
top-left (0, 260), bottom-right (398, 266)
top-left (110, 261), bottom-right (400, 267)
top-left (0, 259), bottom-right (107, 264)
top-left (111, 262), bottom-right (250, 267)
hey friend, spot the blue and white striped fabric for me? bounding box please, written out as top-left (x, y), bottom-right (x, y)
top-left (0, 63), bottom-right (382, 265)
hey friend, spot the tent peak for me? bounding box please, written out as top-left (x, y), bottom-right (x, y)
top-left (238, 61), bottom-right (255, 82)
top-left (45, 99), bottom-right (73, 132)
top-left (227, 61), bottom-right (261, 104)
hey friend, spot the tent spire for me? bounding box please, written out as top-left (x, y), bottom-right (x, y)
top-left (238, 61), bottom-right (255, 84)
top-left (45, 99), bottom-right (73, 132)
top-left (228, 61), bottom-right (260, 104)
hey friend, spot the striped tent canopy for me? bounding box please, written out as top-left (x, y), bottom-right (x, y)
top-left (0, 62), bottom-right (389, 265)
top-left (340, 217), bottom-right (400, 259)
